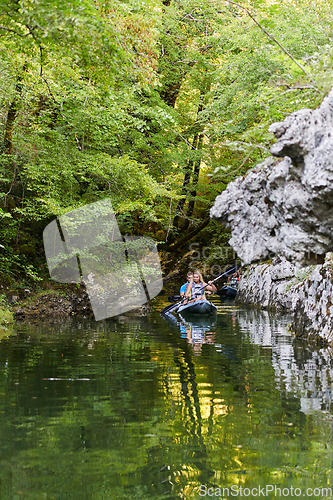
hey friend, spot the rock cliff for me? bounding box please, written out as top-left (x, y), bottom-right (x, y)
top-left (210, 88), bottom-right (333, 266)
top-left (210, 88), bottom-right (333, 342)
top-left (236, 256), bottom-right (333, 343)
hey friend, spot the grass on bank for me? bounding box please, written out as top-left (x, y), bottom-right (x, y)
top-left (0, 294), bottom-right (14, 336)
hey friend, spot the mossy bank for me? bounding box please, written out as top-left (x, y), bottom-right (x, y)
top-left (0, 295), bottom-right (14, 338)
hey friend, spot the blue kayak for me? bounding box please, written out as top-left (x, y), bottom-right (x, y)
top-left (177, 299), bottom-right (217, 315)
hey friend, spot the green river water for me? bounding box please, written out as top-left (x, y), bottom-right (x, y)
top-left (1, 295), bottom-right (333, 500)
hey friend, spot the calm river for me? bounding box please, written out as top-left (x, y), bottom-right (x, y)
top-left (1, 295), bottom-right (333, 499)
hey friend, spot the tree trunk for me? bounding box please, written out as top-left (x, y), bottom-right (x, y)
top-left (181, 132), bottom-right (204, 230)
top-left (3, 65), bottom-right (26, 155)
top-left (160, 81), bottom-right (182, 108)
top-left (4, 101), bottom-right (19, 155)
top-left (172, 134), bottom-right (199, 224)
top-left (158, 217), bottom-right (210, 253)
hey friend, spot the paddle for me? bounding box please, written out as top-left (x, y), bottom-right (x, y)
top-left (168, 290), bottom-right (221, 302)
top-left (160, 266), bottom-right (237, 315)
top-left (160, 296), bottom-right (188, 315)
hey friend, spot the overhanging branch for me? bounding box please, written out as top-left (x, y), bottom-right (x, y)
top-left (158, 217), bottom-right (210, 253)
top-left (0, 26), bottom-right (29, 37)
top-left (219, 1), bottom-right (320, 92)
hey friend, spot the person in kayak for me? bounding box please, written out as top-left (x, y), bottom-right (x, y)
top-left (184, 270), bottom-right (216, 303)
top-left (180, 272), bottom-right (194, 298)
top-left (228, 272), bottom-right (238, 287)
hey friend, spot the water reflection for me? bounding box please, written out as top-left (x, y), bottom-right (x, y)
top-left (162, 301), bottom-right (333, 417)
top-left (236, 306), bottom-right (333, 414)
top-left (162, 312), bottom-right (217, 354)
top-left (1, 305), bottom-right (333, 498)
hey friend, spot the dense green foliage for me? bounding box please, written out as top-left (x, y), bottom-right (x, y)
top-left (1, 0), bottom-right (333, 287)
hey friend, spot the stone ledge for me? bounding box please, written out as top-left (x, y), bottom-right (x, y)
top-left (236, 256), bottom-right (333, 344)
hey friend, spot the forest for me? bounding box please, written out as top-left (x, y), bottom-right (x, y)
top-left (1, 4), bottom-right (333, 494)
top-left (1, 0), bottom-right (333, 299)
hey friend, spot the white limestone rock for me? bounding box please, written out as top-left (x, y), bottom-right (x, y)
top-left (210, 88), bottom-right (333, 266)
top-left (236, 257), bottom-right (333, 343)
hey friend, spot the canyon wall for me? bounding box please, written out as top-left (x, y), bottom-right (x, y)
top-left (236, 256), bottom-right (333, 343)
top-left (211, 89), bottom-right (333, 267)
top-left (210, 89), bottom-right (333, 342)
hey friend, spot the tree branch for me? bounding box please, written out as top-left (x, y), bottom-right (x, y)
top-left (0, 26), bottom-right (29, 37)
top-left (219, 1), bottom-right (321, 92)
top-left (158, 217), bottom-right (210, 253)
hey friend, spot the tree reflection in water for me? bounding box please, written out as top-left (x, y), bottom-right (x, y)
top-left (0, 306), bottom-right (333, 497)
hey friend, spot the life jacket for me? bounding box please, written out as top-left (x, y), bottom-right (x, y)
top-left (191, 282), bottom-right (205, 298)
top-left (180, 281), bottom-right (190, 294)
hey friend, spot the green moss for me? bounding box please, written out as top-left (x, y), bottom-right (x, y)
top-left (243, 261), bottom-right (272, 278)
top-left (0, 306), bottom-right (12, 325)
top-left (260, 259), bottom-right (273, 265)
top-left (20, 288), bottom-right (66, 306)
top-left (0, 306), bottom-right (14, 339)
top-left (0, 295), bottom-right (14, 337)
top-left (285, 266), bottom-right (316, 291)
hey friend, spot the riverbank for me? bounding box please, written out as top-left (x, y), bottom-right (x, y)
top-left (10, 284), bottom-right (154, 321)
top-left (0, 301), bottom-right (13, 336)
top-left (4, 255), bottom-right (332, 345)
top-left (236, 255), bottom-right (333, 345)
top-left (1, 247), bottom-right (210, 322)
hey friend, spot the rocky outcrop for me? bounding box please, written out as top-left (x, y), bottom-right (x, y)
top-left (210, 88), bottom-right (333, 266)
top-left (237, 256), bottom-right (333, 343)
top-left (236, 257), bottom-right (296, 311)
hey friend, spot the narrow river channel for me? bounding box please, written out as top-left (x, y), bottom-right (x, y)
top-left (1, 295), bottom-right (333, 499)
